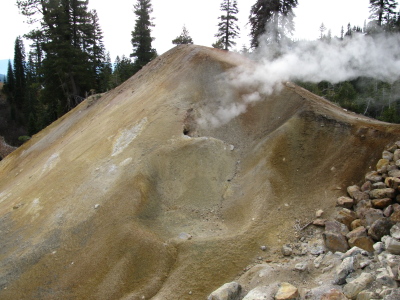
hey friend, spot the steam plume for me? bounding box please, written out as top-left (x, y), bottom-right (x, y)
top-left (199, 33), bottom-right (400, 128)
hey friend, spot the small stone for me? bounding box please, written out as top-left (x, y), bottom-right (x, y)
top-left (369, 188), bottom-right (395, 199)
top-left (383, 150), bottom-right (394, 161)
top-left (294, 262), bottom-right (308, 271)
top-left (275, 282), bottom-right (299, 300)
top-left (390, 223), bottom-right (400, 240)
top-left (361, 181), bottom-right (372, 192)
top-left (356, 291), bottom-right (375, 300)
top-left (207, 282), bottom-right (242, 300)
top-left (320, 289), bottom-right (347, 300)
top-left (357, 208), bottom-right (384, 226)
top-left (376, 158), bottom-right (389, 173)
top-left (376, 268), bottom-right (398, 288)
top-left (316, 209), bottom-right (324, 217)
top-left (384, 205), bottom-right (394, 217)
top-left (282, 245), bottom-right (293, 256)
top-left (325, 220), bottom-right (349, 235)
top-left (337, 196), bottom-right (354, 209)
top-left (368, 218), bottom-right (394, 241)
top-left (179, 232), bottom-right (192, 240)
top-left (352, 191), bottom-right (370, 203)
top-left (372, 181), bottom-right (387, 189)
top-left (343, 272), bottom-right (374, 299)
top-left (348, 236), bottom-right (374, 253)
top-left (388, 169), bottom-right (400, 177)
top-left (351, 219), bottom-right (363, 230)
top-left (335, 256), bottom-right (355, 285)
top-left (384, 236), bottom-right (400, 255)
top-left (385, 177), bottom-right (400, 190)
top-left (390, 210), bottom-right (400, 223)
top-left (323, 232), bottom-right (349, 253)
top-left (335, 208), bottom-right (357, 230)
top-left (260, 245), bottom-right (267, 251)
top-left (94, 204), bottom-right (100, 209)
top-left (313, 218), bottom-right (326, 227)
top-left (372, 198), bottom-right (392, 209)
top-left (394, 149), bottom-right (400, 160)
top-left (365, 171), bottom-right (383, 183)
top-left (373, 242), bottom-right (385, 254)
top-left (347, 185), bottom-right (360, 198)
top-left (346, 226), bottom-right (367, 240)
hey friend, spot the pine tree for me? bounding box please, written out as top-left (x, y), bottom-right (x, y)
top-left (17, 0), bottom-right (107, 125)
top-left (369, 0), bottom-right (398, 27)
top-left (319, 23), bottom-right (326, 39)
top-left (172, 25), bottom-right (194, 45)
top-left (215, 0), bottom-right (240, 50)
top-left (13, 37), bottom-right (26, 112)
top-left (4, 60), bottom-right (15, 106)
top-left (131, 0), bottom-right (157, 72)
top-left (249, 0), bottom-right (298, 48)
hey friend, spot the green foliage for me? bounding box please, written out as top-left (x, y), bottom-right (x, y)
top-left (131, 0), bottom-right (157, 71)
top-left (172, 25), bottom-right (193, 45)
top-left (249, 0), bottom-right (298, 48)
top-left (215, 0), bottom-right (240, 50)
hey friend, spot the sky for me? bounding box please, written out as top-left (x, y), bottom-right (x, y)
top-left (1, 0), bottom-right (371, 63)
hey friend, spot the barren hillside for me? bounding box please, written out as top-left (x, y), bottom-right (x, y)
top-left (0, 45), bottom-right (399, 299)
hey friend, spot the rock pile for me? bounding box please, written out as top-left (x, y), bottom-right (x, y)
top-left (207, 142), bottom-right (400, 300)
top-left (323, 142), bottom-right (400, 254)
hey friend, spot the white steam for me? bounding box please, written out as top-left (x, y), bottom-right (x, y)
top-left (199, 33), bottom-right (400, 128)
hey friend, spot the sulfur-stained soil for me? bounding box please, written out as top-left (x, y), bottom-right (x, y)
top-left (0, 45), bottom-right (400, 300)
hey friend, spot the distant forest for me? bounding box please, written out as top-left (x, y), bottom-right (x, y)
top-left (2, 0), bottom-right (400, 145)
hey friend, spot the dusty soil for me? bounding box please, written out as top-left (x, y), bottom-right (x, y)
top-left (0, 45), bottom-right (400, 299)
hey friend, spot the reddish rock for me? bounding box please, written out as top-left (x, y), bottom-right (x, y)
top-left (337, 196), bottom-right (354, 209)
top-left (348, 236), bottom-right (374, 252)
top-left (372, 198), bottom-right (392, 209)
top-left (323, 232), bottom-right (350, 253)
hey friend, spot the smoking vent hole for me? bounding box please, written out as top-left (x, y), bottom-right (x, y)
top-left (183, 126), bottom-right (190, 136)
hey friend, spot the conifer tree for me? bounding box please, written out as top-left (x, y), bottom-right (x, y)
top-left (13, 37), bottom-right (26, 112)
top-left (215, 0), bottom-right (240, 50)
top-left (172, 25), bottom-right (194, 45)
top-left (369, 0), bottom-right (398, 27)
top-left (249, 0), bottom-right (298, 48)
top-left (131, 0), bottom-right (157, 72)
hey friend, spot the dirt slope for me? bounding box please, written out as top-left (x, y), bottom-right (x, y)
top-left (0, 45), bottom-right (399, 299)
